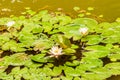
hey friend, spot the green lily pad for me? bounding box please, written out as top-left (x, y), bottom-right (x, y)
top-left (64, 67), bottom-right (81, 77)
top-left (57, 16), bottom-right (72, 25)
top-left (2, 40), bottom-right (26, 52)
top-left (82, 71), bottom-right (111, 80)
top-left (31, 54), bottom-right (48, 63)
top-left (80, 57), bottom-right (103, 70)
top-left (105, 62), bottom-right (120, 75)
top-left (65, 60), bottom-right (80, 67)
top-left (5, 53), bottom-right (29, 66)
top-left (63, 48), bottom-right (76, 54)
top-left (51, 66), bottom-right (62, 76)
top-left (33, 38), bottom-right (53, 51)
top-left (72, 18), bottom-right (98, 31)
top-left (108, 54), bottom-right (120, 61)
top-left (82, 35), bottom-right (103, 45)
top-left (83, 45), bottom-right (110, 58)
top-left (59, 25), bottom-right (82, 40)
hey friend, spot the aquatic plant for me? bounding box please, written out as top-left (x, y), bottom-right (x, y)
top-left (0, 8), bottom-right (120, 80)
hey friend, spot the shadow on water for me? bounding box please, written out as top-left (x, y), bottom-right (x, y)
top-left (107, 76), bottom-right (120, 80)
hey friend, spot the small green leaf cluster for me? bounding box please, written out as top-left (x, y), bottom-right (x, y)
top-left (0, 9), bottom-right (120, 80)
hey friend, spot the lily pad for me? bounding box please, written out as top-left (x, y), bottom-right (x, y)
top-left (83, 45), bottom-right (110, 58)
top-left (105, 62), bottom-right (120, 75)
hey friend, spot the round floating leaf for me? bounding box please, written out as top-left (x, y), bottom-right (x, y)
top-left (59, 25), bottom-right (82, 40)
top-left (31, 54), bottom-right (48, 63)
top-left (64, 67), bottom-right (81, 77)
top-left (80, 57), bottom-right (103, 70)
top-left (51, 66), bottom-right (62, 76)
top-left (58, 16), bottom-right (72, 25)
top-left (5, 53), bottom-right (29, 66)
top-left (82, 71), bottom-right (111, 80)
top-left (83, 45), bottom-right (110, 58)
top-left (65, 60), bottom-right (80, 67)
top-left (105, 62), bottom-right (120, 75)
top-left (81, 35), bottom-right (103, 45)
top-left (63, 48), bottom-right (76, 54)
top-left (72, 18), bottom-right (98, 31)
top-left (108, 54), bottom-right (120, 61)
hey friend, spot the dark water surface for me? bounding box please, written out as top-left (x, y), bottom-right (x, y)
top-left (0, 0), bottom-right (120, 80)
top-left (0, 0), bottom-right (120, 22)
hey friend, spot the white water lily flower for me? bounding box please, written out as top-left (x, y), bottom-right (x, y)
top-left (79, 27), bottom-right (88, 35)
top-left (6, 21), bottom-right (15, 27)
top-left (49, 46), bottom-right (64, 58)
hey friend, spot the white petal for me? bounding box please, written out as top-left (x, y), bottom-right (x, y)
top-left (6, 21), bottom-right (15, 27)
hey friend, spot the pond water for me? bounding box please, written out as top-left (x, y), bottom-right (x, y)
top-left (0, 0), bottom-right (120, 22)
top-left (0, 0), bottom-right (120, 80)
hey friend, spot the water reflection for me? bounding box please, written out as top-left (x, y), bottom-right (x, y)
top-left (0, 0), bottom-right (120, 22)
